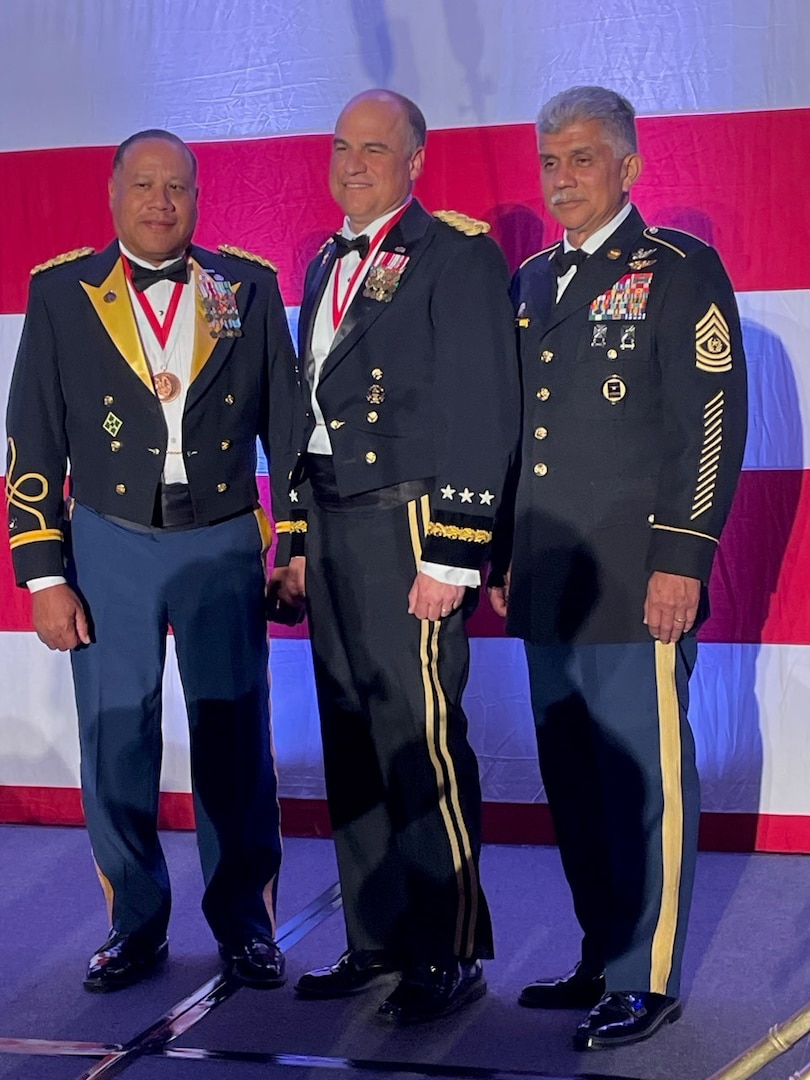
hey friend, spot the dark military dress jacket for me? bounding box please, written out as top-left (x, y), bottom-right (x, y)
top-left (5, 241), bottom-right (299, 584)
top-left (498, 206), bottom-right (748, 645)
top-left (287, 199), bottom-right (520, 572)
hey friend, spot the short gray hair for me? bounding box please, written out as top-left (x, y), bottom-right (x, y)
top-left (536, 86), bottom-right (637, 156)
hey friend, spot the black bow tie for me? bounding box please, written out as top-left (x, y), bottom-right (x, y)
top-left (551, 246), bottom-right (588, 277)
top-left (332, 233), bottom-right (370, 260)
top-left (129, 257), bottom-right (190, 292)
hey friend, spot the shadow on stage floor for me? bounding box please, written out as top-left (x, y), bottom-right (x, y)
top-left (0, 828), bottom-right (807, 1080)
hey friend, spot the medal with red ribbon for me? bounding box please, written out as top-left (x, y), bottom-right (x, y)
top-left (331, 204), bottom-right (410, 331)
top-left (123, 255), bottom-right (186, 402)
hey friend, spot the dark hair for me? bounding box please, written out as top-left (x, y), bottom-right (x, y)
top-left (537, 86), bottom-right (637, 156)
top-left (112, 129), bottom-right (198, 179)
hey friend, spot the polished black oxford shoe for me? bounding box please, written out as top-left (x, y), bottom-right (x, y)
top-left (295, 949), bottom-right (396, 998)
top-left (573, 990), bottom-right (682, 1049)
top-left (377, 959), bottom-right (486, 1024)
top-left (519, 962), bottom-right (605, 1009)
top-left (83, 930), bottom-right (168, 992)
top-left (218, 936), bottom-right (286, 988)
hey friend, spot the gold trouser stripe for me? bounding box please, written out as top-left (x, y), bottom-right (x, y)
top-left (650, 640), bottom-right (684, 993)
top-left (253, 506), bottom-right (273, 557)
top-left (93, 859), bottom-right (115, 923)
top-left (407, 495), bottom-right (478, 957)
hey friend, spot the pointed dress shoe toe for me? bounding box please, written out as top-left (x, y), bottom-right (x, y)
top-left (377, 960), bottom-right (487, 1024)
top-left (294, 949), bottom-right (396, 998)
top-left (573, 990), bottom-right (682, 1049)
top-left (83, 930), bottom-right (168, 993)
top-left (519, 962), bottom-right (605, 1009)
top-left (218, 936), bottom-right (286, 988)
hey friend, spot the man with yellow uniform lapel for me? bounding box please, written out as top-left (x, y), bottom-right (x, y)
top-left (272, 89), bottom-right (519, 1023)
top-left (489, 87), bottom-right (747, 1048)
top-left (5, 129), bottom-right (298, 992)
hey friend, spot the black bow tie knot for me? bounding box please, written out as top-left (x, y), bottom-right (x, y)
top-left (332, 233), bottom-right (370, 260)
top-left (130, 257), bottom-right (190, 292)
top-left (551, 246), bottom-right (588, 277)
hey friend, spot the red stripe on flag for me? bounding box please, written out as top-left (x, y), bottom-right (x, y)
top-left (1, 109), bottom-right (808, 314)
top-left (1, 785), bottom-right (808, 853)
top-left (3, 469), bottom-right (810, 643)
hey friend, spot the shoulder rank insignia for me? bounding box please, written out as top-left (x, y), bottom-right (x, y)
top-left (433, 210), bottom-right (490, 236)
top-left (30, 247), bottom-right (95, 275)
top-left (217, 244), bottom-right (277, 271)
top-left (695, 303), bottom-right (732, 372)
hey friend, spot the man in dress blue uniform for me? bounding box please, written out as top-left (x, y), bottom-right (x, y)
top-left (489, 86), bottom-right (747, 1048)
top-left (5, 130), bottom-right (299, 991)
top-left (271, 89), bottom-right (519, 1023)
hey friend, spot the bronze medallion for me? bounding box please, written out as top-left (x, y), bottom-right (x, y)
top-left (153, 371), bottom-right (182, 403)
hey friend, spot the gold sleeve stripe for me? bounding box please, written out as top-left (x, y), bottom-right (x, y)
top-left (9, 528), bottom-right (63, 549)
top-left (651, 523), bottom-right (718, 544)
top-left (275, 520), bottom-right (307, 534)
top-left (5, 438), bottom-right (49, 530)
top-left (426, 522), bottom-right (492, 544)
top-left (691, 390), bottom-right (724, 520)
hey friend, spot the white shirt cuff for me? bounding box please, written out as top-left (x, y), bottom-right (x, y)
top-left (27, 576), bottom-right (67, 593)
top-left (419, 561), bottom-right (480, 588)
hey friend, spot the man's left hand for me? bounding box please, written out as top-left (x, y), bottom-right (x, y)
top-left (643, 571), bottom-right (701, 644)
top-left (408, 572), bottom-right (465, 621)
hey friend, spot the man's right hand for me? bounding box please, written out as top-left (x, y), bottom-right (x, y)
top-left (32, 584), bottom-right (91, 651)
top-left (487, 567), bottom-right (511, 618)
top-left (266, 558), bottom-right (307, 624)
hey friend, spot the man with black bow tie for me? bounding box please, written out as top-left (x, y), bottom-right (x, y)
top-left (6, 129), bottom-right (299, 992)
top-left (488, 86), bottom-right (747, 1048)
top-left (271, 89), bottom-right (519, 1023)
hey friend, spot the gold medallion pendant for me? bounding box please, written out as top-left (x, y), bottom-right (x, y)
top-left (153, 371), bottom-right (182, 403)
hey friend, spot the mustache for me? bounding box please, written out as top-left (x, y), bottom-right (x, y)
top-left (550, 193), bottom-right (581, 206)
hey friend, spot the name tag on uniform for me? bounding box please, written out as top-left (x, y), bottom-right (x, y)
top-left (589, 273), bottom-right (653, 321)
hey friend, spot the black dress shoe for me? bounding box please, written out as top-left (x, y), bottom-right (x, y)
top-left (377, 960), bottom-right (486, 1024)
top-left (83, 930), bottom-right (168, 993)
top-left (295, 949), bottom-right (395, 998)
top-left (573, 991), bottom-right (682, 1049)
top-left (218, 936), bottom-right (286, 988)
top-left (519, 962), bottom-right (605, 1009)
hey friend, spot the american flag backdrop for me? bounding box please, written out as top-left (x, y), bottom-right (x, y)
top-left (2, 0), bottom-right (809, 850)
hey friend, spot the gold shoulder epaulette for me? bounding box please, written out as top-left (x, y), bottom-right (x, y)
top-left (31, 247), bottom-right (95, 276)
top-left (433, 210), bottom-right (490, 236)
top-left (218, 244), bottom-right (278, 271)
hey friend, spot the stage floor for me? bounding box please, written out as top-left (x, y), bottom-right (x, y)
top-left (0, 827), bottom-right (807, 1080)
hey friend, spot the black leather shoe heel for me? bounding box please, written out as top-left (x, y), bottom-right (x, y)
top-left (574, 991), bottom-right (682, 1049)
top-left (295, 949), bottom-right (395, 998)
top-left (83, 931), bottom-right (168, 993)
top-left (519, 962), bottom-right (605, 1009)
